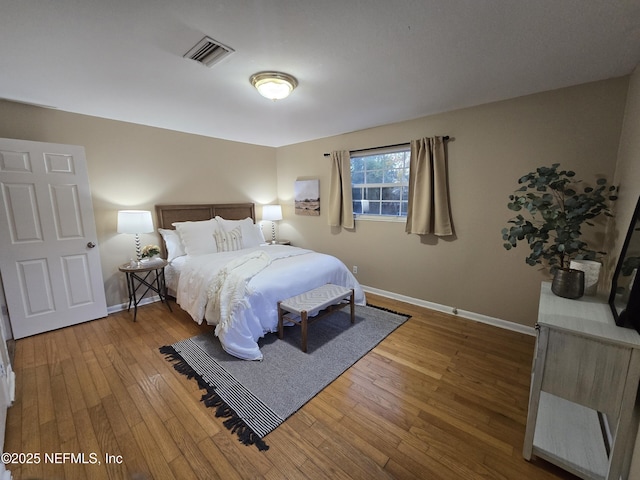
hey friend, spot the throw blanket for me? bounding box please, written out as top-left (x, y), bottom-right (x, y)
top-left (206, 250), bottom-right (272, 335)
top-left (177, 246), bottom-right (312, 323)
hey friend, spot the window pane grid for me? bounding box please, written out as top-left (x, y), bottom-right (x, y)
top-left (351, 148), bottom-right (410, 217)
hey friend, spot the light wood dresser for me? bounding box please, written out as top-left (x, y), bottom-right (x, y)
top-left (524, 282), bottom-right (640, 480)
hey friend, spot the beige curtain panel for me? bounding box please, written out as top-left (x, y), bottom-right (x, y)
top-left (405, 136), bottom-right (453, 236)
top-left (328, 150), bottom-right (354, 229)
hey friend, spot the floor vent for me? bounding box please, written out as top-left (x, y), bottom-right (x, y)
top-left (184, 36), bottom-right (234, 67)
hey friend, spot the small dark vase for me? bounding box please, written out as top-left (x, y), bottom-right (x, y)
top-left (551, 268), bottom-right (585, 299)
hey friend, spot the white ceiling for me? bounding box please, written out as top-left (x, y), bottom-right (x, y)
top-left (2, 0), bottom-right (639, 147)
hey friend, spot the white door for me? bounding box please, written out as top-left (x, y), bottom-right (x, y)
top-left (0, 138), bottom-right (107, 338)
top-left (0, 302), bottom-right (14, 454)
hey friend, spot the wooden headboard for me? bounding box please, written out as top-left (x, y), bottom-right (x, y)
top-left (155, 203), bottom-right (256, 230)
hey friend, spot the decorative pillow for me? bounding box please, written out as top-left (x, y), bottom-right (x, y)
top-left (215, 216), bottom-right (264, 248)
top-left (158, 228), bottom-right (185, 261)
top-left (173, 218), bottom-right (219, 256)
top-left (253, 224), bottom-right (267, 245)
top-left (213, 225), bottom-right (243, 252)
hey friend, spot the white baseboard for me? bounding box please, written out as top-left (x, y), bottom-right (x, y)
top-left (107, 289), bottom-right (536, 337)
top-left (107, 295), bottom-right (161, 315)
top-left (362, 285), bottom-right (536, 336)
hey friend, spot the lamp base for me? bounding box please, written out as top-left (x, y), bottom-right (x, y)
top-left (135, 233), bottom-right (142, 261)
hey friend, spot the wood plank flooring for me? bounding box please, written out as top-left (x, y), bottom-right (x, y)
top-left (4, 294), bottom-right (579, 479)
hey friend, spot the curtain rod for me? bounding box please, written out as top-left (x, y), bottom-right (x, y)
top-left (323, 136), bottom-right (449, 157)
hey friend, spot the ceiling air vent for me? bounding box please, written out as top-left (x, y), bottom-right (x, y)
top-left (184, 36), bottom-right (234, 67)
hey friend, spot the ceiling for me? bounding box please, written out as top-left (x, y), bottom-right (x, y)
top-left (2, 0), bottom-right (639, 148)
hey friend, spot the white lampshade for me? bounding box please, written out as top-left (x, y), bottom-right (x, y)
top-left (250, 72), bottom-right (298, 100)
top-left (117, 210), bottom-right (154, 234)
top-left (262, 205), bottom-right (283, 221)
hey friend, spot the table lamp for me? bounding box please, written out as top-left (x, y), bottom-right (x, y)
top-left (117, 210), bottom-right (154, 261)
top-left (262, 205), bottom-right (282, 244)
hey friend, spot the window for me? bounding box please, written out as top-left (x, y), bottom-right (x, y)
top-left (351, 146), bottom-right (410, 218)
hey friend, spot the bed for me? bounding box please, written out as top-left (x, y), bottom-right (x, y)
top-left (155, 203), bottom-right (366, 360)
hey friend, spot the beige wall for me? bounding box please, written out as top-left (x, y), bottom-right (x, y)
top-left (277, 77), bottom-right (629, 327)
top-left (0, 75), bottom-right (633, 327)
top-left (616, 67), bottom-right (640, 480)
top-left (609, 66), bottom-right (640, 269)
top-left (0, 100), bottom-right (278, 307)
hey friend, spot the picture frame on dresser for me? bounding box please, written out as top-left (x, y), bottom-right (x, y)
top-left (609, 195), bottom-right (640, 332)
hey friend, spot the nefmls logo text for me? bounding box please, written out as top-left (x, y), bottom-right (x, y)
top-left (45, 452), bottom-right (100, 464)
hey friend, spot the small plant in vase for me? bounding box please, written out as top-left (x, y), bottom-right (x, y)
top-left (141, 244), bottom-right (161, 262)
top-left (501, 164), bottom-right (617, 298)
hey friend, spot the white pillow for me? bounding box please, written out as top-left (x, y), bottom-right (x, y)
top-left (253, 224), bottom-right (266, 245)
top-left (215, 216), bottom-right (264, 248)
top-left (213, 225), bottom-right (243, 252)
top-left (173, 218), bottom-right (219, 256)
top-left (158, 228), bottom-right (185, 261)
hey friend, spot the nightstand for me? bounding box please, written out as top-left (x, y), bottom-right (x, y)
top-left (119, 259), bottom-right (172, 321)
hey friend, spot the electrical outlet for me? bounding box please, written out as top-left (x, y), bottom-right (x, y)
top-left (352, 265), bottom-right (358, 274)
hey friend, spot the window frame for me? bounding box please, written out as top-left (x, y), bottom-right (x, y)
top-left (350, 144), bottom-right (410, 222)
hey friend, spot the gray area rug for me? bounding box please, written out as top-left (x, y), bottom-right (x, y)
top-left (160, 304), bottom-right (409, 450)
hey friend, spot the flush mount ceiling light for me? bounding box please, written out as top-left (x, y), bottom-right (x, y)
top-left (250, 71), bottom-right (298, 100)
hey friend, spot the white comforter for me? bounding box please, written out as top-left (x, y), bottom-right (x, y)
top-left (175, 245), bottom-right (366, 360)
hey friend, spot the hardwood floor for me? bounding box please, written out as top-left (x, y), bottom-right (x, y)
top-left (4, 294), bottom-right (579, 479)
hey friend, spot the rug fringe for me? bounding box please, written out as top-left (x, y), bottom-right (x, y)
top-left (223, 417), bottom-right (268, 450)
top-left (365, 303), bottom-right (411, 319)
top-left (159, 345), bottom-right (269, 451)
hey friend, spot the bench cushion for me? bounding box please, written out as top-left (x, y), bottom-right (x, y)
top-left (279, 284), bottom-right (353, 317)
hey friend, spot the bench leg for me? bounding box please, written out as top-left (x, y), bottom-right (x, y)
top-left (301, 311), bottom-right (308, 352)
top-left (277, 301), bottom-right (284, 339)
top-left (350, 289), bottom-right (355, 324)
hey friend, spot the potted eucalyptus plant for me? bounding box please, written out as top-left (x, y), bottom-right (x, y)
top-left (502, 164), bottom-right (617, 298)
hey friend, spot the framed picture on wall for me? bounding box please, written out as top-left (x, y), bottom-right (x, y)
top-left (295, 179), bottom-right (320, 216)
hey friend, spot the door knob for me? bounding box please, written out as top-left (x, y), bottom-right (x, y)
top-left (87, 242), bottom-right (96, 248)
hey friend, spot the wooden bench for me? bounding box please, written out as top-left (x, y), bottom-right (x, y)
top-left (277, 284), bottom-right (355, 352)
